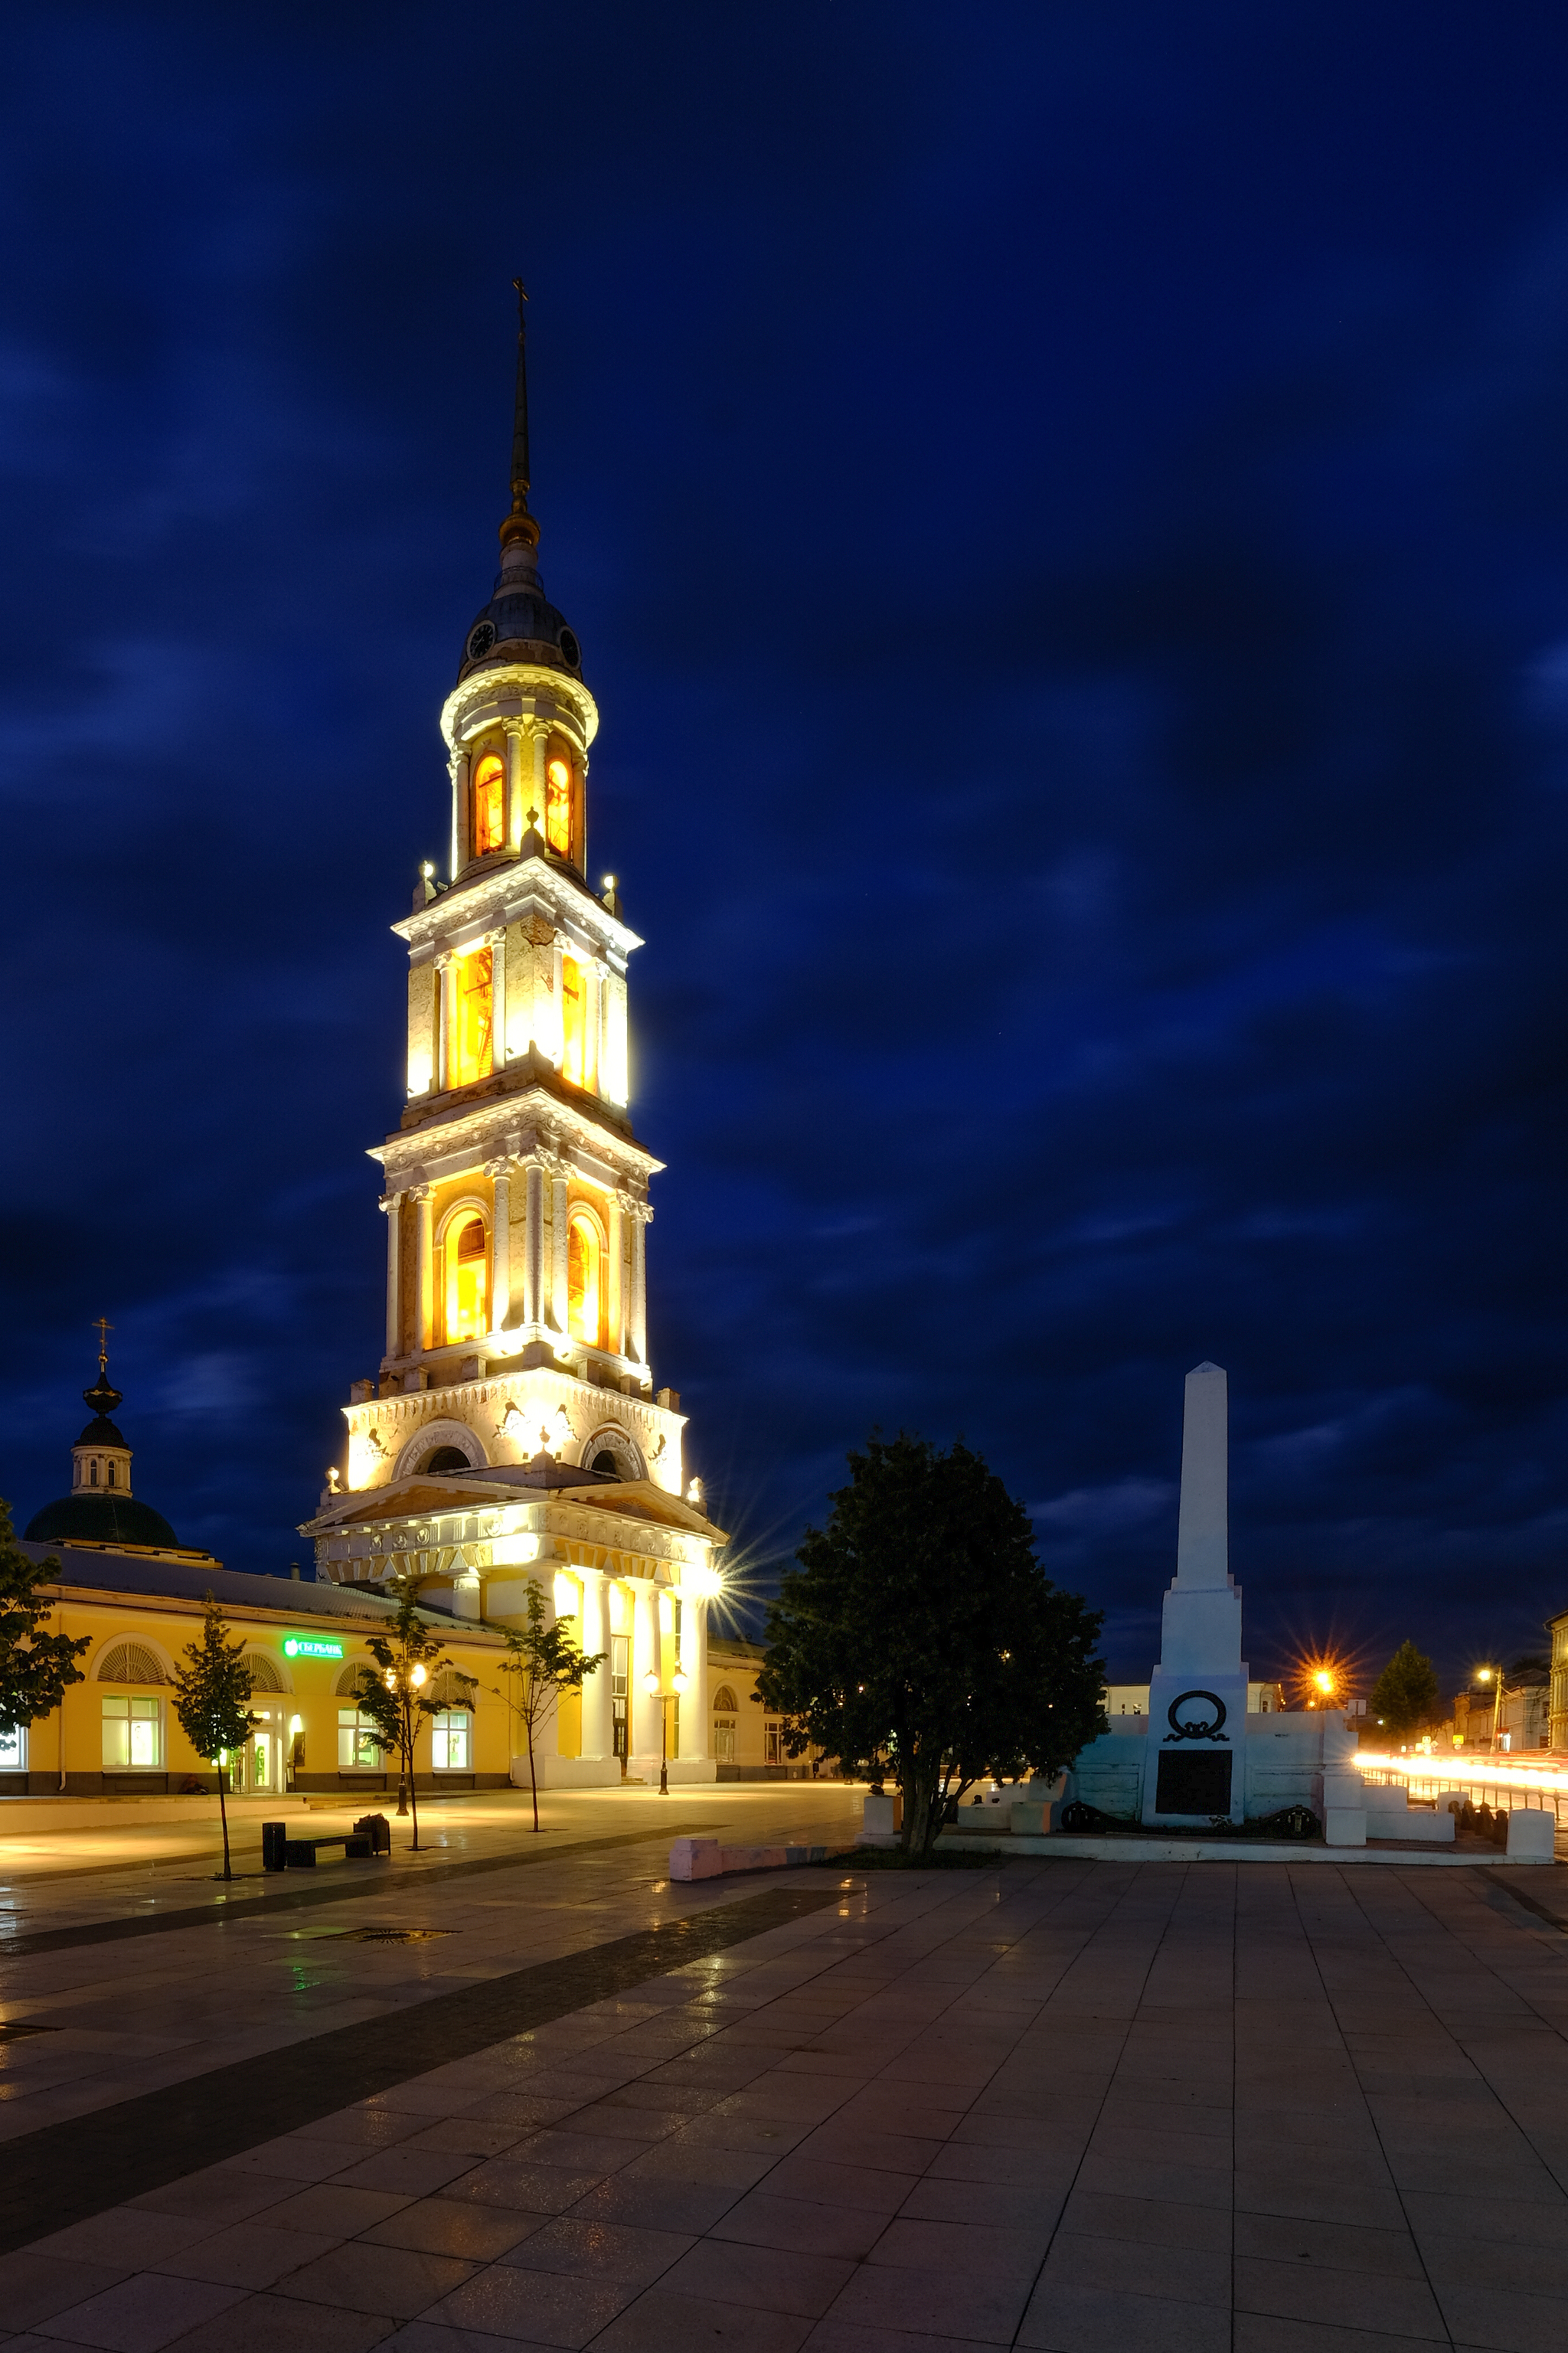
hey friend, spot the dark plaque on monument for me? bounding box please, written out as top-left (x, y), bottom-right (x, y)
top-left (1155, 1750), bottom-right (1232, 1815)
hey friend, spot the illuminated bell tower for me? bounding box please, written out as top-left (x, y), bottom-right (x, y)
top-left (302, 289), bottom-right (721, 1789)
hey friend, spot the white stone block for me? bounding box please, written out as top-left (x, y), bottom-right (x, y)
top-left (1506, 1809), bottom-right (1556, 1861)
top-left (1325, 1807), bottom-right (1367, 1846)
top-left (1385, 1807), bottom-right (1453, 1844)
top-left (1362, 1783), bottom-right (1409, 1812)
top-left (861, 1791), bottom-right (902, 1841)
top-left (668, 1837), bottom-right (722, 1881)
top-left (1321, 1771), bottom-right (1367, 1810)
top-left (1009, 1801), bottom-right (1057, 1835)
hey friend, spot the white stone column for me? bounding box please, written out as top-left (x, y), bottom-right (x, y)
top-left (450, 747), bottom-right (471, 876)
top-left (631, 1579), bottom-right (662, 1761)
top-left (607, 1194), bottom-right (626, 1358)
top-left (522, 1156), bottom-right (544, 1328)
top-left (487, 927), bottom-right (507, 1071)
top-left (531, 721), bottom-right (548, 842)
top-left (381, 1192), bottom-right (403, 1359)
top-left (629, 1202), bottom-right (650, 1364)
top-left (486, 1160), bottom-right (511, 1332)
top-left (436, 953), bottom-right (454, 1092)
top-left (579, 1570), bottom-right (612, 1760)
top-left (550, 1165), bottom-right (570, 1335)
top-left (679, 1587), bottom-right (707, 1760)
top-left (505, 721), bottom-right (524, 852)
top-left (413, 1184), bottom-right (436, 1353)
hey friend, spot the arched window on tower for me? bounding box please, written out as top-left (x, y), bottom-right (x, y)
top-left (545, 750), bottom-right (573, 859)
top-left (560, 957), bottom-right (589, 1088)
top-left (449, 947), bottom-right (493, 1087)
top-left (567, 1211), bottom-right (601, 1346)
top-left (446, 1214), bottom-right (488, 1342)
top-left (471, 752), bottom-right (506, 857)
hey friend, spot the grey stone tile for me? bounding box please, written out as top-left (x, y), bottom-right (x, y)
top-left (1233, 2211), bottom-right (1426, 2278)
top-left (270, 2241), bottom-right (477, 2319)
top-left (1041, 2230), bottom-right (1231, 2308)
top-left (163, 2293), bottom-right (397, 2350)
top-left (496, 2217), bottom-right (691, 2288)
top-left (425, 2263), bottom-right (632, 2346)
top-left (709, 2189), bottom-right (890, 2259)
top-left (152, 2221), bottom-right (341, 2289)
top-left (443, 2161), bottom-right (603, 2216)
top-left (1233, 2253), bottom-right (1446, 2338)
top-left (592, 2289), bottom-right (813, 2352)
top-left (31, 2271), bottom-right (246, 2350)
top-left (1017, 2279), bottom-right (1230, 2351)
top-left (1060, 2191), bottom-right (1231, 2253)
top-left (0, 2256), bottom-right (131, 2332)
top-left (358, 2200), bottom-right (550, 2260)
top-left (824, 2256), bottom-right (1033, 2342)
top-left (1432, 2279), bottom-right (1568, 2353)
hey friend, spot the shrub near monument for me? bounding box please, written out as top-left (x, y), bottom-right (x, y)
top-left (758, 1433), bottom-right (1106, 1858)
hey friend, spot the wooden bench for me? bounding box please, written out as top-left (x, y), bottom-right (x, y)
top-left (262, 1815), bottom-right (391, 1872)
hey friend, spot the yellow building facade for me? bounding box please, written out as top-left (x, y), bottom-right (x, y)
top-left (3, 1551), bottom-right (512, 1799)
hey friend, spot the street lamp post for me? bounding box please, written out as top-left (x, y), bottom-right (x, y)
top-left (642, 1667), bottom-right (689, 1796)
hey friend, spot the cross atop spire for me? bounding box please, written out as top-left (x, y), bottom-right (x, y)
top-left (500, 276), bottom-right (538, 555)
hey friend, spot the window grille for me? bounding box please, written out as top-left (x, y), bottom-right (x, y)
top-left (96, 1642), bottom-right (166, 1685)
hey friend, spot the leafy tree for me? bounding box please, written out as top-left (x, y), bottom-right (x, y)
top-left (170, 1596), bottom-right (260, 1881)
top-left (757, 1433), bottom-right (1106, 1857)
top-left (353, 1576), bottom-right (450, 1850)
top-left (497, 1577), bottom-right (606, 1831)
top-left (1370, 1639), bottom-right (1442, 1739)
top-left (0, 1499), bottom-right (90, 1765)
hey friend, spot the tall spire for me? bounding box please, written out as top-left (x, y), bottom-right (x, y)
top-left (500, 277), bottom-right (538, 555)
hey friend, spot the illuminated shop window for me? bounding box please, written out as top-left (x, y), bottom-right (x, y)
top-left (338, 1709), bottom-right (383, 1770)
top-left (546, 753), bottom-right (573, 858)
top-left (567, 1212), bottom-right (600, 1345)
top-left (713, 1717), bottom-right (736, 1764)
top-left (765, 1720), bottom-right (782, 1765)
top-left (103, 1695), bottom-right (162, 1770)
top-left (0, 1724), bottom-right (25, 1770)
top-left (472, 752), bottom-right (506, 855)
top-left (449, 948), bottom-right (493, 1087)
top-left (446, 1214), bottom-right (488, 1342)
top-left (431, 1711), bottom-right (471, 1770)
top-left (561, 957), bottom-right (589, 1087)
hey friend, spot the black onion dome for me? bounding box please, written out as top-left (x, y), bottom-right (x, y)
top-left (76, 1412), bottom-right (128, 1448)
top-left (25, 1493), bottom-right (180, 1548)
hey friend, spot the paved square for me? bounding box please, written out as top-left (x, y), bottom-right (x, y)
top-left (3, 1796), bottom-right (1567, 2348)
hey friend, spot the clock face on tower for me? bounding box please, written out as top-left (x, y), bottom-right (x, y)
top-left (466, 621), bottom-right (496, 661)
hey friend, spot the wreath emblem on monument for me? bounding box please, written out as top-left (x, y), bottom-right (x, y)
top-left (1163, 1688), bottom-right (1228, 1743)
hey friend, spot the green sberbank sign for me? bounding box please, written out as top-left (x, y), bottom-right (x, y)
top-left (283, 1635), bottom-right (345, 1660)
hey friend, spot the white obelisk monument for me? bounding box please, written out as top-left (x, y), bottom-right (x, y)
top-left (1142, 1361), bottom-right (1250, 1825)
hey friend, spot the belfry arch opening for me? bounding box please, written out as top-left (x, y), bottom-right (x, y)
top-left (567, 1211), bottom-right (601, 1345)
top-left (471, 750), bottom-right (505, 856)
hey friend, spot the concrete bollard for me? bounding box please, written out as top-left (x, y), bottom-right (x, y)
top-left (1505, 1809), bottom-right (1556, 1863)
top-left (1324, 1808), bottom-right (1367, 1847)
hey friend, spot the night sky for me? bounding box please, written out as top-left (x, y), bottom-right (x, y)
top-left (5, 6), bottom-right (1568, 1695)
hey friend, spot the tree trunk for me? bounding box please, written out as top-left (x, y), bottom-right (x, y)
top-left (526, 1711), bottom-right (539, 1832)
top-left (406, 1703), bottom-right (421, 1851)
top-left (217, 1760), bottom-right (232, 1881)
top-left (901, 1761), bottom-right (944, 1858)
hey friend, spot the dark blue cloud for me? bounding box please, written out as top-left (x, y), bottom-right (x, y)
top-left (4, 3), bottom-right (1568, 1694)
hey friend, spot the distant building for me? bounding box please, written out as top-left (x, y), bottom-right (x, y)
top-left (1104, 1681), bottom-right (1285, 1720)
top-left (13, 1357), bottom-right (508, 1797)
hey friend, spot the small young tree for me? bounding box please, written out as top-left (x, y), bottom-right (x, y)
top-left (498, 1577), bottom-right (606, 1831)
top-left (0, 1500), bottom-right (90, 1774)
top-left (759, 1433), bottom-right (1106, 1858)
top-left (352, 1576), bottom-right (449, 1850)
top-left (1370, 1639), bottom-right (1442, 1740)
top-left (170, 1596), bottom-right (260, 1881)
